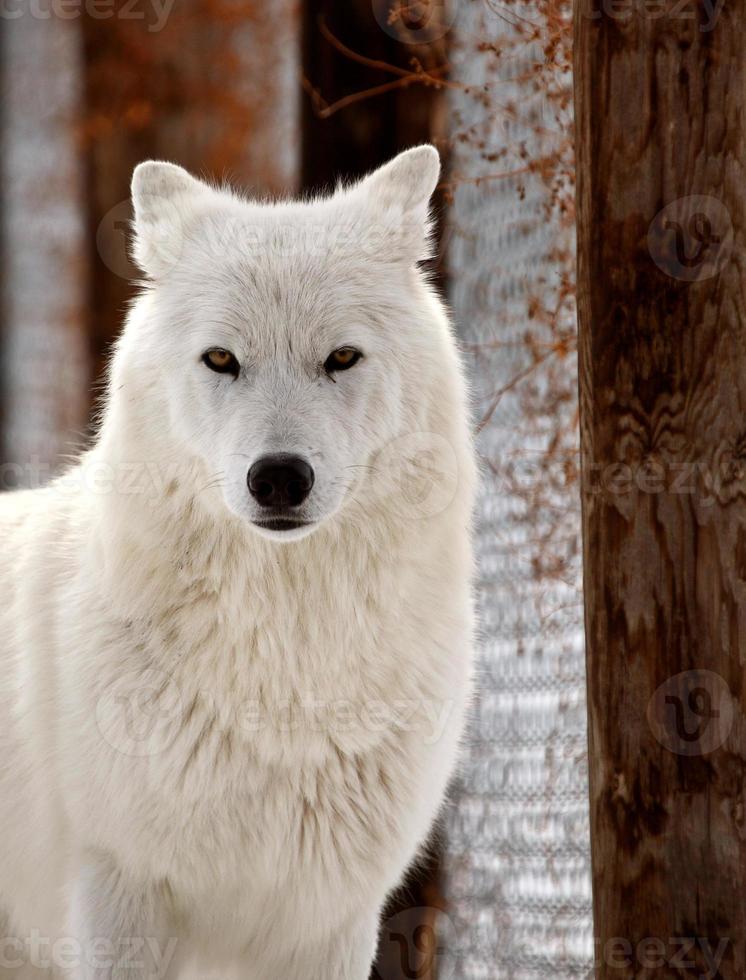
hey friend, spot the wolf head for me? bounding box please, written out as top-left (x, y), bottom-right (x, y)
top-left (110, 146), bottom-right (460, 543)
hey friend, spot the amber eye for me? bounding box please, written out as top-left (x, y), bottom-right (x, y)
top-left (324, 347), bottom-right (363, 373)
top-left (203, 348), bottom-right (240, 377)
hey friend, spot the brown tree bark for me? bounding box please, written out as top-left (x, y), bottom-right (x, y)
top-left (301, 0), bottom-right (448, 188)
top-left (301, 0), bottom-right (450, 292)
top-left (575, 0), bottom-right (746, 976)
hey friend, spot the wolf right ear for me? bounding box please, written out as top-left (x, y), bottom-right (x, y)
top-left (131, 161), bottom-right (211, 278)
top-left (356, 145), bottom-right (441, 263)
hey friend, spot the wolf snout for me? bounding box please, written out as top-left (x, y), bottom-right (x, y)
top-left (247, 454), bottom-right (315, 509)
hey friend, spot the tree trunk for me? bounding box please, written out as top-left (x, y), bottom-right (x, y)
top-left (301, 0), bottom-right (447, 188)
top-left (0, 14), bottom-right (89, 478)
top-left (575, 0), bottom-right (746, 976)
top-left (301, 0), bottom-right (449, 289)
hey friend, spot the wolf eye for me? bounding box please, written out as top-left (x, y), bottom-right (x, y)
top-left (324, 347), bottom-right (363, 373)
top-left (203, 348), bottom-right (240, 377)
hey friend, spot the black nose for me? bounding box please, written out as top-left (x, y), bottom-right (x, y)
top-left (247, 454), bottom-right (315, 509)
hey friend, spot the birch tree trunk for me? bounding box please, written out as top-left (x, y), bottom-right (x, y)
top-left (575, 0), bottom-right (746, 975)
top-left (0, 12), bottom-right (89, 478)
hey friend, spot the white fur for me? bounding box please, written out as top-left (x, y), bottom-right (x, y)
top-left (0, 146), bottom-right (476, 979)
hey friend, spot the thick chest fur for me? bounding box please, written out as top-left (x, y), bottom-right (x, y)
top-left (61, 524), bottom-right (471, 935)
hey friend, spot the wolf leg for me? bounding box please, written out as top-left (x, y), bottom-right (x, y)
top-left (244, 911), bottom-right (380, 980)
top-left (0, 907), bottom-right (53, 979)
top-left (69, 856), bottom-right (180, 980)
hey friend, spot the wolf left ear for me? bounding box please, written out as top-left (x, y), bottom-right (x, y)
top-left (357, 145), bottom-right (441, 263)
top-left (131, 161), bottom-right (211, 278)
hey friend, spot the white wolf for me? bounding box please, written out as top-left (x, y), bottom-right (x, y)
top-left (0, 146), bottom-right (476, 979)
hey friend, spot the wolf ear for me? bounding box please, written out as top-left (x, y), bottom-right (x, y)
top-left (357, 145), bottom-right (440, 263)
top-left (131, 161), bottom-right (210, 278)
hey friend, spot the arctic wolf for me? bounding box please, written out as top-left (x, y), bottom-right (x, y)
top-left (0, 146), bottom-right (476, 979)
